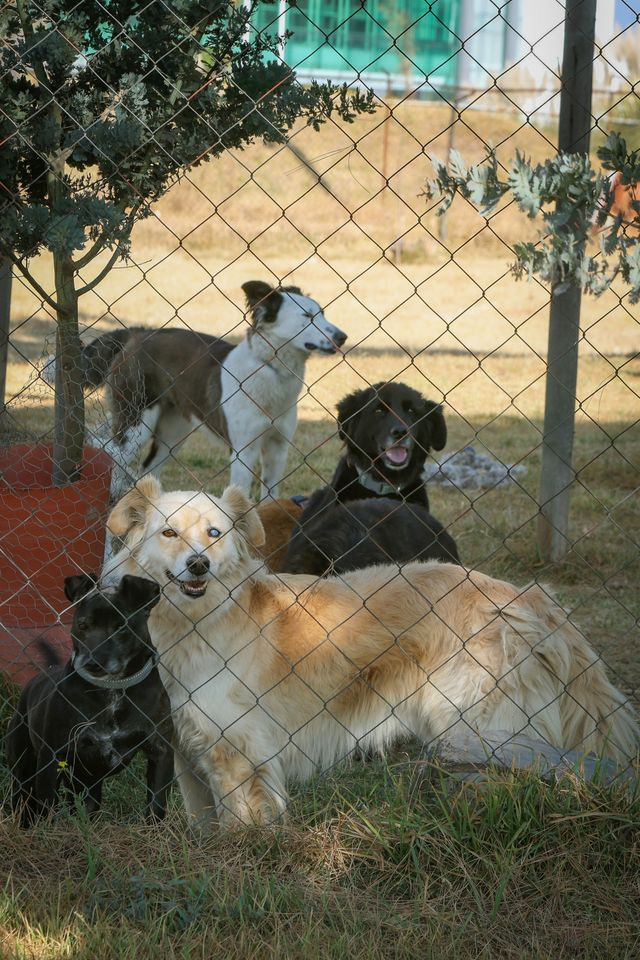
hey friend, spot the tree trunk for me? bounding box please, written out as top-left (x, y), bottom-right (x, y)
top-left (52, 254), bottom-right (84, 485)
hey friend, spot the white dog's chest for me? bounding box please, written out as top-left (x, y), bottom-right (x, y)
top-left (220, 349), bottom-right (301, 425)
top-left (157, 642), bottom-right (256, 749)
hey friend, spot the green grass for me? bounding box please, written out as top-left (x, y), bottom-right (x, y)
top-left (1, 756), bottom-right (639, 959)
top-left (1, 345), bottom-right (639, 956)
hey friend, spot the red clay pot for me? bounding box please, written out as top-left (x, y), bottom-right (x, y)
top-left (0, 443), bottom-right (112, 686)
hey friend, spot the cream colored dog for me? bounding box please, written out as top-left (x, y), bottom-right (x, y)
top-left (103, 478), bottom-right (638, 829)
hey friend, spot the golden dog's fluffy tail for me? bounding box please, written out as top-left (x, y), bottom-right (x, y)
top-left (499, 584), bottom-right (639, 765)
top-left (560, 623), bottom-right (639, 765)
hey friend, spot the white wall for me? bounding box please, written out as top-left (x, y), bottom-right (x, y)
top-left (510, 0), bottom-right (616, 88)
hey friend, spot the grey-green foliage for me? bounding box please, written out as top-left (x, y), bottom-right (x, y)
top-left (424, 134), bottom-right (640, 302)
top-left (0, 0), bottom-right (375, 266)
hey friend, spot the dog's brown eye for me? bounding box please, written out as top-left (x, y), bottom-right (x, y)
top-left (208, 527), bottom-right (220, 538)
top-left (375, 407), bottom-right (385, 415)
top-left (76, 617), bottom-right (89, 631)
top-left (162, 529), bottom-right (177, 538)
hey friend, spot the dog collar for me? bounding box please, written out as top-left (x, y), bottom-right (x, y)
top-left (354, 464), bottom-right (405, 497)
top-left (71, 652), bottom-right (159, 690)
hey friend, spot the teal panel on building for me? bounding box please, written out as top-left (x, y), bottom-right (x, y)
top-left (253, 1), bottom-right (462, 90)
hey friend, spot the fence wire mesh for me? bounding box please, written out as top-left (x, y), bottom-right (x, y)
top-left (0, 0), bottom-right (639, 828)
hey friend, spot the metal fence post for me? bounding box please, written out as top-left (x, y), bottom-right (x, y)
top-left (536, 0), bottom-right (597, 562)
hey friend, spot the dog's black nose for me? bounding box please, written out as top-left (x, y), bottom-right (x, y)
top-left (186, 555), bottom-right (210, 576)
top-left (390, 423), bottom-right (406, 440)
top-left (333, 330), bottom-right (347, 347)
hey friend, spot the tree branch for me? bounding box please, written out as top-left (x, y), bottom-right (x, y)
top-left (0, 244), bottom-right (61, 311)
top-left (74, 200), bottom-right (143, 271)
top-left (75, 240), bottom-right (130, 297)
top-left (72, 231), bottom-right (110, 271)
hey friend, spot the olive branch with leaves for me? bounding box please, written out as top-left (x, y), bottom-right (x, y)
top-left (423, 133), bottom-right (640, 303)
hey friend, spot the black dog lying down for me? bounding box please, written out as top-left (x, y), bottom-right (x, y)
top-left (282, 382), bottom-right (459, 575)
top-left (6, 574), bottom-right (173, 825)
top-left (282, 497), bottom-right (459, 576)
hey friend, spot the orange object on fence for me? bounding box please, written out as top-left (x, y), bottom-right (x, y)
top-left (0, 444), bottom-right (112, 685)
top-left (594, 170), bottom-right (640, 236)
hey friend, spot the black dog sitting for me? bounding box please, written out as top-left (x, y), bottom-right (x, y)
top-left (281, 382), bottom-right (460, 576)
top-left (308, 381), bottom-right (447, 515)
top-left (5, 574), bottom-right (174, 825)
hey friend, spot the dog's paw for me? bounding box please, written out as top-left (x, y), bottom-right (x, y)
top-left (216, 790), bottom-right (287, 831)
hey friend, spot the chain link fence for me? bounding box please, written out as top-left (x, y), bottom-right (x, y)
top-left (0, 0), bottom-right (639, 828)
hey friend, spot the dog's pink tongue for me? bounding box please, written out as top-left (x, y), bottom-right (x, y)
top-left (385, 445), bottom-right (408, 465)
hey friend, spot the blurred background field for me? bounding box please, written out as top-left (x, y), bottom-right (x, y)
top-left (7, 100), bottom-right (640, 349)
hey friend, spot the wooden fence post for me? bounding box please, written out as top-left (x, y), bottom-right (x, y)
top-left (537, 0), bottom-right (597, 562)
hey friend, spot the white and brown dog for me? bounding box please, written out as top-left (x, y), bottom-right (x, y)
top-left (103, 478), bottom-right (638, 830)
top-left (58, 281), bottom-right (346, 499)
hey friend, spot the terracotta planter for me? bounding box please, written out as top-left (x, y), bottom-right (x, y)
top-left (0, 443), bottom-right (112, 685)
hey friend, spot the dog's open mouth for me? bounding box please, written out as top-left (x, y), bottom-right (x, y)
top-left (304, 342), bottom-right (341, 355)
top-left (381, 444), bottom-right (411, 469)
top-left (166, 571), bottom-right (208, 598)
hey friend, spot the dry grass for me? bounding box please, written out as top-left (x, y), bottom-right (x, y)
top-left (2, 99), bottom-right (640, 958)
top-left (0, 755), bottom-right (639, 960)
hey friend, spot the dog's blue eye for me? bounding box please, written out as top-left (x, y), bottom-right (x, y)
top-left (162, 529), bottom-right (177, 538)
top-left (208, 527), bottom-right (221, 538)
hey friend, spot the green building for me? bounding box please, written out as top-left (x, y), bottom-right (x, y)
top-left (251, 1), bottom-right (521, 97)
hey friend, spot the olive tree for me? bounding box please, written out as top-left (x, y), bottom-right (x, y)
top-left (0, 0), bottom-right (374, 483)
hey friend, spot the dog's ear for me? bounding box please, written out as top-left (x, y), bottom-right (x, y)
top-left (222, 485), bottom-right (266, 550)
top-left (419, 401), bottom-right (447, 452)
top-left (242, 281), bottom-right (282, 326)
top-left (107, 475), bottom-right (162, 540)
top-left (336, 385), bottom-right (375, 443)
top-left (64, 573), bottom-right (97, 603)
top-left (119, 575), bottom-right (161, 614)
